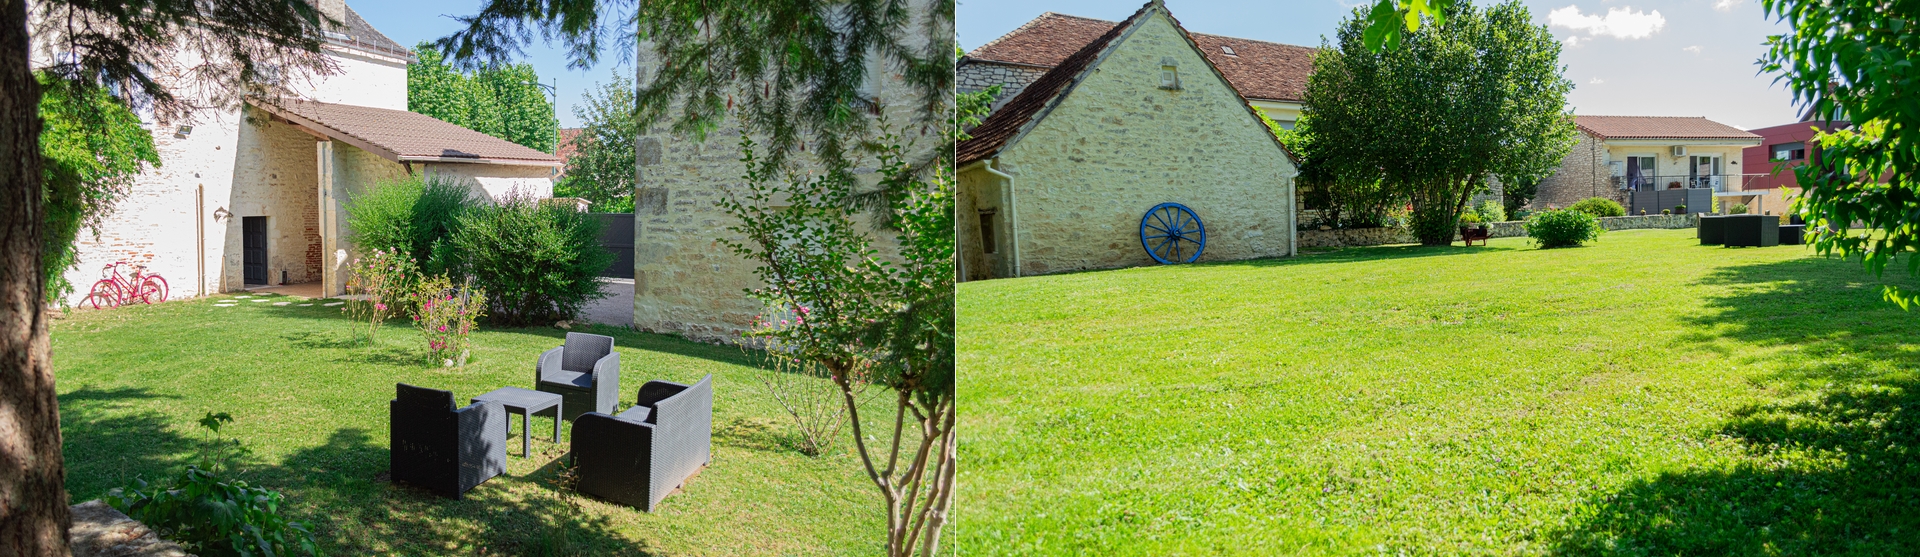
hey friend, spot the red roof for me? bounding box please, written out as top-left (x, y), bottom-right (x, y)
top-left (965, 12), bottom-right (1318, 102)
top-left (250, 98), bottom-right (561, 166)
top-left (1574, 115), bottom-right (1761, 141)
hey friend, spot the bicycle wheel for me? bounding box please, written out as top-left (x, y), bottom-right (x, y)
top-left (137, 276), bottom-right (169, 304)
top-left (83, 280), bottom-right (122, 309)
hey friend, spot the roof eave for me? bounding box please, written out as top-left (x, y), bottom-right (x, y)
top-left (401, 155), bottom-right (563, 167)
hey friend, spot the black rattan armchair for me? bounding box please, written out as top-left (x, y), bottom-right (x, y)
top-left (389, 383), bottom-right (506, 499)
top-left (537, 332), bottom-right (620, 422)
top-left (571, 375), bottom-right (713, 511)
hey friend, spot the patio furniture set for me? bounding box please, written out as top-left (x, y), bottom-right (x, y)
top-left (1698, 214), bottom-right (1805, 248)
top-left (388, 332), bottom-right (713, 511)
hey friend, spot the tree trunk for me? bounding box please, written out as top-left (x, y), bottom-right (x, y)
top-left (0, 0), bottom-right (67, 554)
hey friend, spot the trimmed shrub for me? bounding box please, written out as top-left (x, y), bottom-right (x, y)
top-left (1673, 204), bottom-right (1687, 214)
top-left (343, 174), bottom-right (479, 275)
top-left (1475, 200), bottom-right (1507, 223)
top-left (451, 192), bottom-right (612, 326)
top-left (1729, 203), bottom-right (1750, 214)
top-left (1525, 209), bottom-right (1602, 248)
top-left (1662, 209), bottom-right (1672, 215)
top-left (1567, 197), bottom-right (1626, 218)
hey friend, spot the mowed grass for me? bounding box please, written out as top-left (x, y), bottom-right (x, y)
top-left (52, 294), bottom-right (887, 556)
top-left (958, 228), bottom-right (1920, 556)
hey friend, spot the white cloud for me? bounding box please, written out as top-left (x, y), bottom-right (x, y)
top-left (1548, 5), bottom-right (1666, 40)
top-left (1565, 36), bottom-right (1582, 48)
top-left (1590, 77), bottom-right (1605, 84)
top-left (1684, 45), bottom-right (1702, 54)
top-left (1714, 0), bottom-right (1742, 12)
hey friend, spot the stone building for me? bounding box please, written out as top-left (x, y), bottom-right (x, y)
top-left (1533, 115), bottom-right (1761, 214)
top-left (54, 0), bottom-right (560, 304)
top-left (960, 10), bottom-right (1317, 128)
top-left (626, 0), bottom-right (943, 342)
top-left (955, 0), bottom-right (1298, 280)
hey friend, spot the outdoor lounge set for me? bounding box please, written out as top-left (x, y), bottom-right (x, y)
top-left (387, 332), bottom-right (713, 509)
top-left (1698, 214), bottom-right (1805, 248)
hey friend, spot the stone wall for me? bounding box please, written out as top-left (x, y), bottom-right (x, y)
top-left (1533, 131), bottom-right (1614, 210)
top-left (1297, 214), bottom-right (1698, 249)
top-left (957, 61), bottom-right (1049, 114)
top-left (966, 10), bottom-right (1296, 277)
top-left (225, 110), bottom-right (325, 286)
top-left (629, 0), bottom-right (940, 342)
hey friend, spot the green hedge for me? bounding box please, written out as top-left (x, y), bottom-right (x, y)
top-left (1525, 209), bottom-right (1602, 248)
top-left (1567, 197), bottom-right (1626, 218)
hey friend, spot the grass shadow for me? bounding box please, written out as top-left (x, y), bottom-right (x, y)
top-left (58, 387), bottom-right (190, 499)
top-left (1550, 256), bottom-right (1920, 555)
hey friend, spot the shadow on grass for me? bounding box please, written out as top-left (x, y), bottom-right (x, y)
top-left (1550, 257), bottom-right (1920, 555)
top-left (59, 387), bottom-right (190, 500)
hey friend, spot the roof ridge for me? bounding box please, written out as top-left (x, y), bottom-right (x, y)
top-left (1187, 31), bottom-right (1317, 51)
top-left (959, 1), bottom-right (1157, 165)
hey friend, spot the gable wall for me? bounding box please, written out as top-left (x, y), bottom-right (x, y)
top-left (990, 11), bottom-right (1295, 275)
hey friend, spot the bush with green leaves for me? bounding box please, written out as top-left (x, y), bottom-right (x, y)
top-left (1525, 209), bottom-right (1603, 248)
top-left (1674, 204), bottom-right (1687, 214)
top-left (451, 193), bottom-right (611, 325)
top-left (1729, 203), bottom-right (1750, 215)
top-left (107, 412), bottom-right (317, 557)
top-left (1458, 211), bottom-right (1483, 225)
top-left (1567, 197), bottom-right (1626, 218)
top-left (1474, 199), bottom-right (1506, 223)
top-left (343, 174), bottom-right (479, 276)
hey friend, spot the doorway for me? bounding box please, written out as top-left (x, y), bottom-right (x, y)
top-left (243, 216), bottom-right (268, 286)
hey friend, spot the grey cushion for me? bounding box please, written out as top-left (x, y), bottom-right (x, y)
top-left (562, 333), bottom-right (614, 373)
top-left (616, 406), bottom-right (653, 423)
top-left (542, 370), bottom-right (593, 390)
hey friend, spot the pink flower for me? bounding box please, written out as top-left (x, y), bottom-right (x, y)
top-left (374, 303), bottom-right (387, 311)
top-left (438, 325), bottom-right (448, 332)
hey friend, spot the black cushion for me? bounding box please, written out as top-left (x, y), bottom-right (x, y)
top-left (396, 383), bottom-right (454, 411)
top-left (616, 406), bottom-right (653, 423)
top-left (541, 370), bottom-right (593, 390)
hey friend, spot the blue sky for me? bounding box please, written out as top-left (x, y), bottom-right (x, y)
top-left (352, 1), bottom-right (633, 128)
top-left (960, 0), bottom-right (1799, 129)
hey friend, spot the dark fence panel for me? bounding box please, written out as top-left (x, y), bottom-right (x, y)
top-left (590, 213), bottom-right (634, 279)
top-left (1630, 188), bottom-right (1712, 216)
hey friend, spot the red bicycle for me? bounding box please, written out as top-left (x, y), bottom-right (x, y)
top-left (81, 262), bottom-right (168, 309)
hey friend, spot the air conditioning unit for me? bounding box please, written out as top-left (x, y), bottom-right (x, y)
top-left (1670, 145), bottom-right (1688, 157)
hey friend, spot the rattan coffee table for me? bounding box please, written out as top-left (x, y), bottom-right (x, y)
top-left (472, 387), bottom-right (562, 457)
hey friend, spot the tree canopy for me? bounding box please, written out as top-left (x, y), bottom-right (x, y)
top-left (556, 76), bottom-right (640, 212)
top-left (39, 75), bottom-right (160, 304)
top-left (408, 43), bottom-right (558, 153)
top-left (1301, 0), bottom-right (1575, 245)
top-left (1763, 0), bottom-right (1920, 307)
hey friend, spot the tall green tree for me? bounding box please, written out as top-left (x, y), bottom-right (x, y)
top-left (408, 43), bottom-right (558, 153)
top-left (1763, 0), bottom-right (1920, 307)
top-left (1303, 0), bottom-right (1576, 245)
top-left (2, 2), bottom-right (336, 553)
top-left (557, 76), bottom-right (639, 212)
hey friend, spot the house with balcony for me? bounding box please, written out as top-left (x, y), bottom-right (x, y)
top-left (1532, 115), bottom-right (1763, 215)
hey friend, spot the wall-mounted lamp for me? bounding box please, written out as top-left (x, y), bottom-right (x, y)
top-left (175, 125), bottom-right (193, 138)
top-left (212, 207), bottom-right (230, 222)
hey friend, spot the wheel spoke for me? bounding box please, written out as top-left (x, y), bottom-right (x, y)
top-left (1145, 224), bottom-right (1170, 234)
top-left (1153, 209), bottom-right (1174, 231)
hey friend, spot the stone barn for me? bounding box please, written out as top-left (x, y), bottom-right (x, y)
top-left (955, 0), bottom-right (1298, 280)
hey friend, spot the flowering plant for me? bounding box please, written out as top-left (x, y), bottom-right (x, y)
top-left (345, 247), bottom-right (415, 343)
top-left (409, 274), bottom-right (486, 366)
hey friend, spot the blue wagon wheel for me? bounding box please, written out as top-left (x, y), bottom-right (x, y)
top-left (1140, 202), bottom-right (1206, 264)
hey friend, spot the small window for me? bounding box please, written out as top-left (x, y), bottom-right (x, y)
top-left (1771, 141), bottom-right (1806, 161)
top-left (1158, 57), bottom-right (1181, 90)
top-left (978, 210), bottom-right (997, 254)
top-left (1220, 45), bottom-right (1237, 56)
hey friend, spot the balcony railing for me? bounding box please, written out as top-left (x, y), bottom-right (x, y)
top-left (1611, 174), bottom-right (1765, 193)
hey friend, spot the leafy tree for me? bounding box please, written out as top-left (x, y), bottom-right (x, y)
top-left (557, 76), bottom-right (640, 212)
top-left (1302, 0), bottom-right (1576, 245)
top-left (408, 43), bottom-right (557, 153)
top-left (1762, 0), bottom-right (1920, 308)
top-left (39, 75), bottom-right (160, 304)
top-left (1, 2), bottom-right (336, 552)
top-left (1359, 0), bottom-right (1457, 51)
top-left (1501, 176), bottom-right (1539, 217)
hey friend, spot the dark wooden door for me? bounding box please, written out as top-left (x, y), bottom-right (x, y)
top-left (242, 216), bottom-right (267, 285)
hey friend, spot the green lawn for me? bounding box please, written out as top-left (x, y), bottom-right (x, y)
top-left (53, 294), bottom-right (885, 555)
top-left (957, 228), bottom-right (1920, 556)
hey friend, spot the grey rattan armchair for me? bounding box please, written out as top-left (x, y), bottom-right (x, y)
top-left (537, 332), bottom-right (620, 422)
top-left (389, 383), bottom-right (506, 499)
top-left (571, 375), bottom-right (713, 511)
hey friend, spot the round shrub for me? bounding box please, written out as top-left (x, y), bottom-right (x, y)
top-left (1458, 211), bottom-right (1484, 225)
top-left (1567, 197), bottom-right (1626, 218)
top-left (344, 174), bottom-right (479, 275)
top-left (1729, 203), bottom-right (1750, 214)
top-left (1525, 209), bottom-right (1602, 248)
top-left (451, 192), bottom-right (612, 326)
top-left (1673, 204), bottom-right (1687, 214)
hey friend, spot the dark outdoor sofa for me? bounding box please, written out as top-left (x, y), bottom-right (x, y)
top-left (390, 383), bottom-right (507, 499)
top-left (571, 375), bottom-right (714, 511)
top-left (538, 332), bottom-right (621, 422)
top-left (1699, 214), bottom-right (1780, 247)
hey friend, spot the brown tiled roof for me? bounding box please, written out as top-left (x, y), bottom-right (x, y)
top-left (957, 5), bottom-right (1142, 166)
top-left (249, 98), bottom-right (562, 166)
top-left (1575, 115), bottom-right (1762, 141)
top-left (965, 12), bottom-right (1318, 102)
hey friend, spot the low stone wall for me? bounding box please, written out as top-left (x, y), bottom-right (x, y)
top-left (69, 500), bottom-right (188, 557)
top-left (1297, 214), bottom-right (1697, 249)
